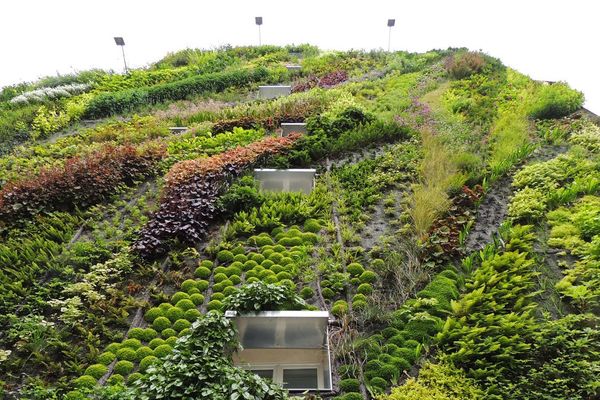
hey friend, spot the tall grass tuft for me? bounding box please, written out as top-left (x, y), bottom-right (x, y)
top-left (410, 128), bottom-right (462, 239)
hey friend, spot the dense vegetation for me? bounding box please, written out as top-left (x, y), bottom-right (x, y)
top-left (0, 44), bottom-right (596, 400)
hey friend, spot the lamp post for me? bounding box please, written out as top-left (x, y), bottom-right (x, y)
top-left (387, 19), bottom-right (395, 52)
top-left (114, 37), bottom-right (128, 73)
top-left (255, 17), bottom-right (263, 46)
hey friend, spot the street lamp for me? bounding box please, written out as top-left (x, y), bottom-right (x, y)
top-left (255, 17), bottom-right (263, 46)
top-left (114, 37), bottom-right (128, 73)
top-left (387, 19), bottom-right (395, 52)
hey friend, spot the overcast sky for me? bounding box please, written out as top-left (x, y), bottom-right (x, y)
top-left (1, 0), bottom-right (598, 113)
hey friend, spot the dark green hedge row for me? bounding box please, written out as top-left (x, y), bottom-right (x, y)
top-left (84, 67), bottom-right (275, 119)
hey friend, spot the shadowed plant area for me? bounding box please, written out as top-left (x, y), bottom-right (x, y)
top-left (0, 44), bottom-right (595, 400)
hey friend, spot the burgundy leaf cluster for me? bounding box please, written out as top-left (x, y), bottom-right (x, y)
top-left (423, 185), bottom-right (484, 263)
top-left (132, 134), bottom-right (302, 259)
top-left (0, 144), bottom-right (166, 223)
top-left (292, 70), bottom-right (348, 93)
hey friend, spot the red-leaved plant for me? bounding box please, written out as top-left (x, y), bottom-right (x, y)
top-left (0, 143), bottom-right (166, 223)
top-left (132, 134), bottom-right (302, 259)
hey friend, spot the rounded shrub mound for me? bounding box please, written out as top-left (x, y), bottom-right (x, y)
top-left (322, 287), bottom-right (335, 299)
top-left (107, 374), bottom-right (124, 385)
top-left (161, 328), bottom-right (177, 338)
top-left (173, 319), bottom-right (192, 332)
top-left (211, 292), bottom-right (225, 301)
top-left (359, 270), bottom-right (377, 283)
top-left (207, 299), bottom-right (223, 311)
top-left (184, 308), bottom-right (202, 322)
top-left (148, 338), bottom-right (165, 349)
top-left (233, 254), bottom-right (247, 263)
top-left (300, 286), bottom-right (314, 299)
top-left (121, 339), bottom-right (141, 351)
top-left (179, 328), bottom-right (191, 337)
top-left (135, 346), bottom-right (153, 361)
top-left (116, 347), bottom-right (137, 361)
top-left (196, 280), bottom-right (209, 291)
top-left (195, 266), bottom-right (211, 279)
top-left (144, 307), bottom-right (162, 323)
top-left (332, 300), bottom-right (349, 317)
top-left (139, 355), bottom-right (159, 372)
top-left (190, 293), bottom-right (205, 306)
top-left (180, 279), bottom-right (198, 293)
top-left (113, 360), bottom-right (134, 375)
top-left (128, 372), bottom-right (143, 384)
top-left (369, 376), bottom-right (387, 390)
top-left (339, 378), bottom-right (360, 393)
top-left (225, 265), bottom-right (242, 276)
top-left (152, 316), bottom-right (171, 331)
top-left (357, 283), bottom-right (373, 295)
top-left (171, 291), bottom-right (190, 304)
top-left (73, 375), bottom-right (97, 388)
top-left (347, 262), bottom-right (365, 276)
top-left (199, 259), bottom-right (214, 269)
top-left (175, 299), bottom-right (195, 311)
top-left (97, 352), bottom-right (116, 365)
top-left (158, 302), bottom-right (172, 311)
top-left (304, 218), bottom-right (322, 233)
top-left (105, 342), bottom-right (121, 353)
top-left (166, 307), bottom-right (185, 322)
top-left (127, 328), bottom-right (146, 341)
top-left (217, 250), bottom-right (234, 263)
top-left (84, 364), bottom-right (108, 379)
top-left (142, 328), bottom-right (158, 341)
top-left (353, 299), bottom-right (367, 310)
top-left (165, 336), bottom-right (178, 346)
top-left (153, 344), bottom-right (173, 358)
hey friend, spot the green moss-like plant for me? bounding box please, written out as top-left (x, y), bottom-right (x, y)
top-left (357, 283), bottom-right (373, 295)
top-left (304, 219), bottom-right (322, 233)
top-left (144, 307), bottom-right (162, 323)
top-left (84, 364), bottom-right (108, 379)
top-left (152, 316), bottom-right (171, 332)
top-left (107, 374), bottom-right (125, 385)
top-left (233, 254), bottom-right (247, 263)
top-left (139, 355), bottom-right (159, 372)
top-left (128, 372), bottom-right (143, 383)
top-left (114, 360), bottom-right (134, 375)
top-left (173, 319), bottom-right (192, 332)
top-left (175, 299), bottom-right (195, 311)
top-left (97, 351), bottom-right (116, 365)
top-left (339, 378), bottom-right (360, 393)
top-left (149, 338), bottom-right (165, 349)
top-left (184, 308), bottom-right (202, 322)
top-left (122, 338), bottom-right (142, 349)
top-left (194, 267), bottom-right (212, 279)
top-left (347, 262), bottom-right (365, 276)
top-left (166, 307), bottom-right (185, 322)
top-left (73, 375), bottom-right (97, 388)
top-left (207, 299), bottom-right (223, 311)
top-left (171, 292), bottom-right (190, 304)
top-left (300, 286), bottom-right (315, 299)
top-left (217, 250), bottom-right (234, 263)
top-left (199, 259), bottom-right (214, 269)
top-left (116, 347), bottom-right (137, 361)
top-left (161, 328), bottom-right (177, 338)
top-left (153, 344), bottom-right (173, 358)
top-left (190, 293), bottom-right (205, 306)
top-left (196, 280), bottom-right (209, 291)
top-left (359, 270), bottom-right (377, 283)
top-left (181, 279), bottom-right (198, 293)
top-left (135, 346), bottom-right (153, 361)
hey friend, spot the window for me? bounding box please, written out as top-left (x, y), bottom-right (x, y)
top-left (282, 368), bottom-right (318, 389)
top-left (231, 311), bottom-right (332, 391)
top-left (250, 369), bottom-right (274, 380)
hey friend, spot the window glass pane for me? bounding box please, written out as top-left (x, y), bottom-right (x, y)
top-left (282, 368), bottom-right (318, 389)
top-left (240, 319), bottom-right (276, 348)
top-left (250, 369), bottom-right (274, 380)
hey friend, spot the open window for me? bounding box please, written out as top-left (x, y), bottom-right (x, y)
top-left (229, 310), bottom-right (332, 392)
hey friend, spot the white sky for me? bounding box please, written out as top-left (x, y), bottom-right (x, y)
top-left (1, 0), bottom-right (599, 113)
